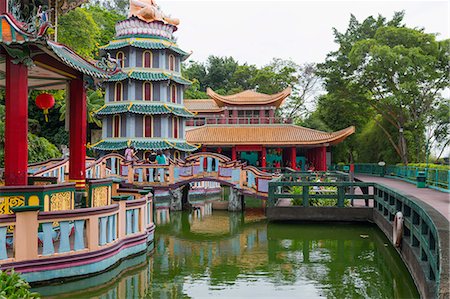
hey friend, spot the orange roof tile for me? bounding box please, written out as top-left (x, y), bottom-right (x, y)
top-left (206, 87), bottom-right (291, 107)
top-left (186, 125), bottom-right (355, 146)
top-left (184, 99), bottom-right (224, 112)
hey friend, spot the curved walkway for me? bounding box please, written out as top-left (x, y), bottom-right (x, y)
top-left (356, 174), bottom-right (450, 221)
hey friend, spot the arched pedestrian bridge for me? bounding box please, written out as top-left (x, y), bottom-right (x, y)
top-left (29, 152), bottom-right (280, 199)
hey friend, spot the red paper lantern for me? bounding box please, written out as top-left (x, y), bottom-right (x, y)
top-left (217, 147), bottom-right (222, 153)
top-left (35, 93), bottom-right (55, 122)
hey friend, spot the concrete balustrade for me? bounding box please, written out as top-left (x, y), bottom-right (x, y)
top-left (0, 193), bottom-right (154, 283)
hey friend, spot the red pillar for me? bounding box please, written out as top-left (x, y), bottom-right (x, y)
top-left (5, 57), bottom-right (28, 186)
top-left (69, 78), bottom-right (87, 190)
top-left (290, 147), bottom-right (297, 170)
top-left (231, 146), bottom-right (237, 161)
top-left (0, 0), bottom-right (7, 13)
top-left (321, 146), bottom-right (327, 171)
top-left (261, 146), bottom-right (267, 168)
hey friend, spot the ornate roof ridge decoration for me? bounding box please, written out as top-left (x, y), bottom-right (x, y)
top-left (107, 70), bottom-right (191, 85)
top-left (95, 102), bottom-right (195, 117)
top-left (206, 87), bottom-right (292, 108)
top-left (91, 138), bottom-right (199, 152)
top-left (0, 13), bottom-right (49, 45)
top-left (185, 125), bottom-right (355, 146)
top-left (46, 41), bottom-right (118, 79)
top-left (101, 37), bottom-right (191, 60)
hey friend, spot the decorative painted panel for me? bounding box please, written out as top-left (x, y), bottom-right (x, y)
top-left (50, 192), bottom-right (72, 211)
top-left (0, 196), bottom-right (25, 214)
top-left (92, 186), bottom-right (109, 207)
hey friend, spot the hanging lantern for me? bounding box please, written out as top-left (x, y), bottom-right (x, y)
top-left (217, 147), bottom-right (222, 154)
top-left (277, 147), bottom-right (282, 154)
top-left (35, 93), bottom-right (55, 122)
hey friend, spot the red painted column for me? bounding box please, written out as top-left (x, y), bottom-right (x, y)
top-left (0, 0), bottom-right (7, 13)
top-left (232, 109), bottom-right (238, 124)
top-left (5, 57), bottom-right (28, 186)
top-left (231, 146), bottom-right (237, 161)
top-left (321, 146), bottom-right (327, 171)
top-left (290, 147), bottom-right (297, 170)
top-left (261, 146), bottom-right (267, 168)
top-left (69, 78), bottom-right (87, 190)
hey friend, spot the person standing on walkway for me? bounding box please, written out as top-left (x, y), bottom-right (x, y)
top-left (156, 150), bottom-right (167, 182)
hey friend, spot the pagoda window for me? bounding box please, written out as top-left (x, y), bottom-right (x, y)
top-left (170, 84), bottom-right (177, 103)
top-left (169, 54), bottom-right (175, 71)
top-left (173, 117), bottom-right (179, 138)
top-left (116, 51), bottom-right (125, 68)
top-left (144, 115), bottom-right (153, 137)
top-left (115, 82), bottom-right (123, 101)
top-left (143, 82), bottom-right (153, 101)
top-left (143, 51), bottom-right (153, 68)
top-left (113, 115), bottom-right (121, 137)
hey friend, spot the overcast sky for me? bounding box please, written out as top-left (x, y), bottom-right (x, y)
top-left (158, 0), bottom-right (449, 66)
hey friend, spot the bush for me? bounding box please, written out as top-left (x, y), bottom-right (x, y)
top-left (0, 270), bottom-right (40, 298)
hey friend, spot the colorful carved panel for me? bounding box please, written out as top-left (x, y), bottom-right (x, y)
top-left (92, 186), bottom-right (109, 207)
top-left (50, 192), bottom-right (72, 211)
top-left (0, 196), bottom-right (25, 214)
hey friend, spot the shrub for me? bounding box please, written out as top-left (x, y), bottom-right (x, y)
top-left (0, 270), bottom-right (40, 299)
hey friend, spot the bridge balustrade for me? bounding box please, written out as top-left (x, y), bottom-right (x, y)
top-left (0, 194), bottom-right (153, 264)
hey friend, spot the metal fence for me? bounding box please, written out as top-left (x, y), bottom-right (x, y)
top-left (332, 163), bottom-right (449, 191)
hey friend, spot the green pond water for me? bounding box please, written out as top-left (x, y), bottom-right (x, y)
top-left (33, 208), bottom-right (419, 299)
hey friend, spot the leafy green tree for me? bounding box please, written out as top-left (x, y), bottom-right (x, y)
top-left (58, 7), bottom-right (101, 58)
top-left (348, 26), bottom-right (449, 164)
top-left (58, 89), bottom-right (105, 127)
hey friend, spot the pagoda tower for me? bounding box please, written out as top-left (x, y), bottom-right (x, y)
top-left (93, 2), bottom-right (197, 159)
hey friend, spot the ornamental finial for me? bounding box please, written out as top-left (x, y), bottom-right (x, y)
top-left (129, 0), bottom-right (180, 26)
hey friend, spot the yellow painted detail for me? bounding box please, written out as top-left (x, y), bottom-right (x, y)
top-left (50, 192), bottom-right (73, 211)
top-left (0, 196), bottom-right (25, 215)
top-left (28, 195), bottom-right (40, 206)
top-left (44, 195), bottom-right (49, 211)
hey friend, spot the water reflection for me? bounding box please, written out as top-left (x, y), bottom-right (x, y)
top-left (35, 208), bottom-right (419, 299)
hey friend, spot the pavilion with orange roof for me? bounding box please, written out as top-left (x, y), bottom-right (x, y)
top-left (184, 88), bottom-right (355, 170)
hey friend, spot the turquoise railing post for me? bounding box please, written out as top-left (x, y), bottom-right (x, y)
top-left (337, 186), bottom-right (345, 207)
top-left (126, 210), bottom-right (133, 235)
top-left (199, 157), bottom-right (204, 172)
top-left (137, 168), bottom-right (143, 183)
top-left (158, 168), bottom-right (165, 182)
top-left (149, 168), bottom-right (154, 182)
top-left (207, 157), bottom-right (213, 172)
top-left (107, 215), bottom-right (114, 243)
top-left (42, 222), bottom-right (55, 255)
top-left (435, 170), bottom-right (439, 187)
top-left (111, 158), bottom-right (116, 175)
top-left (302, 186), bottom-right (309, 207)
top-left (214, 158), bottom-right (219, 172)
top-left (447, 170), bottom-right (450, 190)
top-left (58, 221), bottom-right (71, 253)
top-left (99, 217), bottom-right (107, 246)
top-left (112, 214), bottom-right (117, 239)
top-left (74, 220), bottom-right (85, 251)
top-left (0, 227), bottom-right (7, 260)
top-left (133, 209), bottom-right (139, 233)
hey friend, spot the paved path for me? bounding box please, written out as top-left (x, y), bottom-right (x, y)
top-left (356, 175), bottom-right (450, 221)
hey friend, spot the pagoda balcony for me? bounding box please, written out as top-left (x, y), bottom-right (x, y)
top-left (186, 117), bottom-right (293, 126)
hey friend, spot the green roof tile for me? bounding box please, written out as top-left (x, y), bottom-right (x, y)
top-left (102, 39), bottom-right (191, 60)
top-left (96, 103), bottom-right (194, 117)
top-left (107, 71), bottom-right (191, 85)
top-left (92, 139), bottom-right (198, 152)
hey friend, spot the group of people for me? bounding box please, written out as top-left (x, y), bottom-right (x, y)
top-left (123, 146), bottom-right (169, 182)
top-left (124, 146), bottom-right (168, 165)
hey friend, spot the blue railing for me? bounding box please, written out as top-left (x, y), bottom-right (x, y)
top-left (333, 163), bottom-right (449, 191)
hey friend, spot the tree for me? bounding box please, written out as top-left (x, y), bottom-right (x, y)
top-left (58, 89), bottom-right (105, 128)
top-left (58, 7), bottom-right (101, 58)
top-left (348, 26), bottom-right (449, 164)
